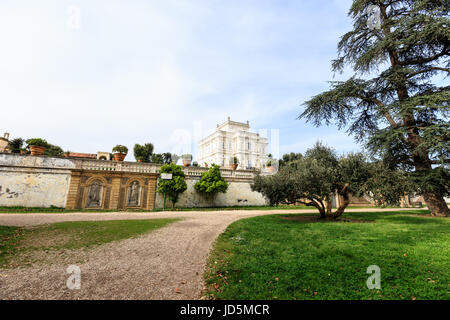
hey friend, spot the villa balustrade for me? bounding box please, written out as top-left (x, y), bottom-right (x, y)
top-left (76, 159), bottom-right (256, 180)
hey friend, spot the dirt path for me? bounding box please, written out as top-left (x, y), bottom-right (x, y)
top-left (0, 208), bottom-right (421, 300)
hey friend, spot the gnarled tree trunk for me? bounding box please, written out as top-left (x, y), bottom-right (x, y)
top-left (423, 192), bottom-right (450, 217)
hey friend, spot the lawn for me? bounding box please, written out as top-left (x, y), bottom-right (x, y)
top-left (204, 210), bottom-right (450, 300)
top-left (0, 218), bottom-right (179, 268)
top-left (0, 204), bottom-right (410, 213)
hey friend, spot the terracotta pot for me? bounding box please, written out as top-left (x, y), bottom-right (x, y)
top-left (205, 164), bottom-right (208, 168)
top-left (137, 159), bottom-right (143, 163)
top-left (29, 145), bottom-right (46, 156)
top-left (20, 150), bottom-right (27, 155)
top-left (64, 153), bottom-right (70, 158)
top-left (113, 153), bottom-right (127, 161)
top-left (267, 166), bottom-right (275, 173)
top-left (182, 159), bottom-right (191, 167)
top-left (230, 163), bottom-right (238, 171)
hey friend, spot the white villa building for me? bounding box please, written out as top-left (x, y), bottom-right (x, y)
top-left (198, 117), bottom-right (269, 170)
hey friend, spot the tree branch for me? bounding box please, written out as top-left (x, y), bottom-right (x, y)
top-left (407, 67), bottom-right (450, 78)
top-left (399, 46), bottom-right (449, 66)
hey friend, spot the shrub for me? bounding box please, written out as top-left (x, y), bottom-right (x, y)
top-left (194, 164), bottom-right (228, 205)
top-left (26, 138), bottom-right (48, 147)
top-left (134, 143), bottom-right (154, 162)
top-left (44, 144), bottom-right (64, 157)
top-left (150, 153), bottom-right (164, 164)
top-left (8, 138), bottom-right (24, 153)
top-left (230, 156), bottom-right (239, 164)
top-left (112, 145), bottom-right (128, 154)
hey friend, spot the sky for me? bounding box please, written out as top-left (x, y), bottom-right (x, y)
top-left (0, 0), bottom-right (360, 161)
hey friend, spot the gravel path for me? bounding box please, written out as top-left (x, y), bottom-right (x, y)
top-left (0, 208), bottom-right (419, 300)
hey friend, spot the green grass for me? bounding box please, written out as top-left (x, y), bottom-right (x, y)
top-left (0, 218), bottom-right (179, 267)
top-left (0, 204), bottom-right (410, 213)
top-left (204, 210), bottom-right (450, 300)
top-left (0, 206), bottom-right (156, 214)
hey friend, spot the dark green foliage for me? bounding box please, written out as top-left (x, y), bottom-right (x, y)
top-left (300, 0), bottom-right (450, 216)
top-left (8, 138), bottom-right (24, 153)
top-left (112, 145), bottom-right (128, 154)
top-left (157, 163), bottom-right (187, 207)
top-left (194, 165), bottom-right (229, 202)
top-left (25, 138), bottom-right (48, 147)
top-left (279, 152), bottom-right (303, 167)
top-left (365, 161), bottom-right (415, 206)
top-left (252, 143), bottom-right (409, 218)
top-left (150, 153), bottom-right (164, 164)
top-left (43, 144), bottom-right (64, 157)
top-left (162, 152), bottom-right (173, 164)
top-left (149, 153), bottom-right (174, 164)
top-left (134, 143), bottom-right (154, 162)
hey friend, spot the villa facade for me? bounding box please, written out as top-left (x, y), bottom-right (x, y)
top-left (198, 118), bottom-right (269, 170)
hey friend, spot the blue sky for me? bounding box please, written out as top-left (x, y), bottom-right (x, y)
top-left (1, 0), bottom-right (361, 160)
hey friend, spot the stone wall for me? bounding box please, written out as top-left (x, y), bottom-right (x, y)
top-left (0, 154), bottom-right (75, 207)
top-left (0, 153), bottom-right (267, 209)
top-left (154, 178), bottom-right (267, 208)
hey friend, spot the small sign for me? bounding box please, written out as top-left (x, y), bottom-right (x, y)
top-left (161, 173), bottom-right (173, 180)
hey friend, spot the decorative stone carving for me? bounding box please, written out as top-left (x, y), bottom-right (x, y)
top-left (86, 180), bottom-right (103, 207)
top-left (127, 181), bottom-right (141, 206)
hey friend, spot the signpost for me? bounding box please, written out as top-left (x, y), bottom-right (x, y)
top-left (160, 173), bottom-right (173, 210)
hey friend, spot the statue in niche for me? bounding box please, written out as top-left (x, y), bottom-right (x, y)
top-left (86, 180), bottom-right (103, 207)
top-left (127, 181), bottom-right (140, 206)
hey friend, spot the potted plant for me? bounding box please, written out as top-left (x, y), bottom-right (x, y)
top-left (205, 163), bottom-right (209, 168)
top-left (112, 145), bottom-right (128, 161)
top-left (20, 148), bottom-right (28, 155)
top-left (181, 154), bottom-right (192, 167)
top-left (192, 161), bottom-right (199, 167)
top-left (64, 150), bottom-right (71, 158)
top-left (26, 138), bottom-right (48, 156)
top-left (230, 156), bottom-right (239, 171)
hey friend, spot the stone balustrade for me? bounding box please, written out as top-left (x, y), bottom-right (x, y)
top-left (76, 159), bottom-right (159, 174)
top-left (75, 159), bottom-right (256, 181)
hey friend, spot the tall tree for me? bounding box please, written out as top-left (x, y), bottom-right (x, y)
top-left (300, 0), bottom-right (449, 216)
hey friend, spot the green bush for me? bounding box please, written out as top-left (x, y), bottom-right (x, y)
top-left (157, 163), bottom-right (187, 208)
top-left (44, 144), bottom-right (64, 157)
top-left (134, 143), bottom-right (154, 162)
top-left (26, 138), bottom-right (48, 147)
top-left (8, 138), bottom-right (24, 153)
top-left (194, 164), bottom-right (228, 205)
top-left (112, 145), bottom-right (128, 154)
